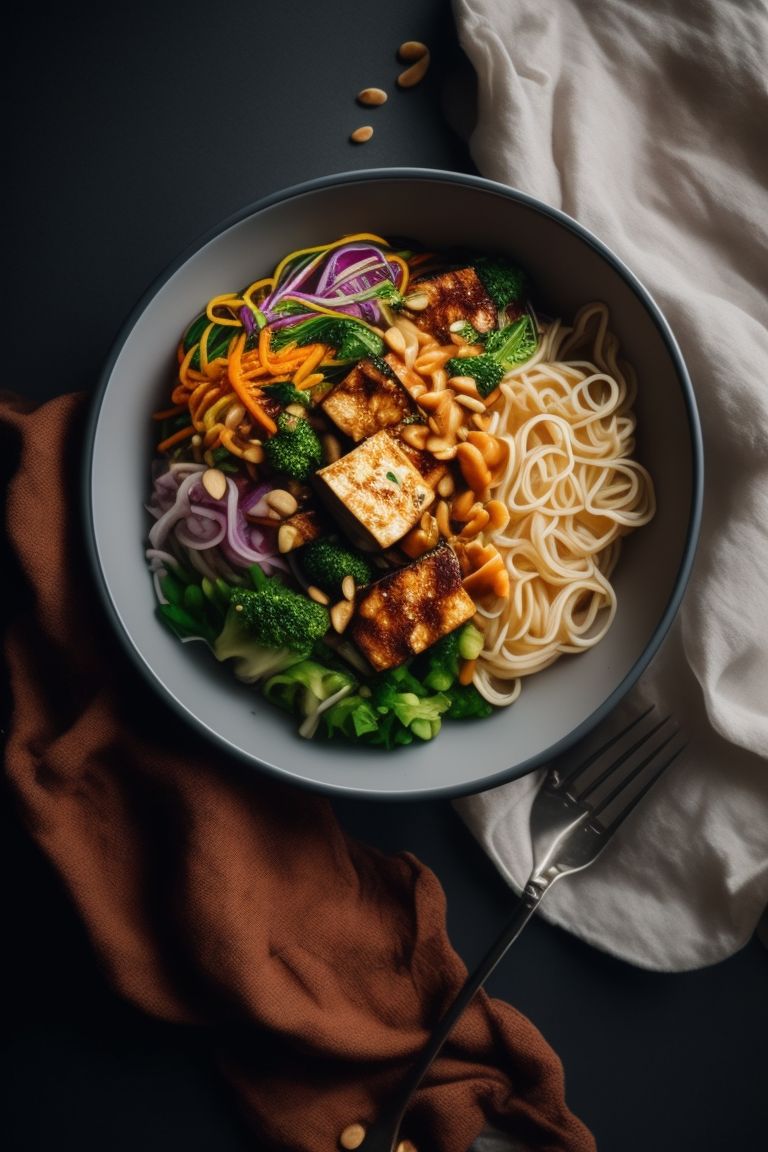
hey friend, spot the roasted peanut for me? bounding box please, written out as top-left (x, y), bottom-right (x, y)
top-left (456, 441), bottom-right (492, 495)
top-left (265, 488), bottom-right (298, 518)
top-left (201, 467), bottom-right (227, 500)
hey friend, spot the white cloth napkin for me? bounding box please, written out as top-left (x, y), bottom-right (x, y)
top-left (451, 0), bottom-right (768, 971)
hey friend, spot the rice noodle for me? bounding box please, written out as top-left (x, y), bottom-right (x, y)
top-left (473, 303), bottom-right (655, 705)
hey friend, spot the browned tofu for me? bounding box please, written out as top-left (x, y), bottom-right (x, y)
top-left (321, 358), bottom-right (416, 442)
top-left (275, 509), bottom-right (326, 554)
top-left (403, 267), bottom-right (498, 342)
top-left (384, 424), bottom-right (447, 490)
top-left (350, 543), bottom-right (476, 671)
top-left (315, 430), bottom-right (435, 551)
top-left (383, 352), bottom-right (427, 399)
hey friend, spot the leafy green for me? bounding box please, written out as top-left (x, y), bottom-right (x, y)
top-left (446, 314), bottom-right (539, 397)
top-left (270, 314), bottom-right (384, 362)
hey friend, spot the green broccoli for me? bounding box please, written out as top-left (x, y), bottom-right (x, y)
top-left (445, 682), bottom-right (493, 720)
top-left (263, 659), bottom-right (356, 737)
top-left (417, 622), bottom-right (485, 692)
top-left (298, 537), bottom-right (374, 596)
top-left (319, 664), bottom-right (449, 747)
top-left (473, 256), bottom-right (527, 312)
top-left (370, 665), bottom-right (451, 743)
top-left (270, 314), bottom-right (385, 362)
top-left (263, 411), bottom-right (323, 481)
top-left (262, 381), bottom-right (311, 409)
top-left (445, 314), bottom-right (539, 397)
top-left (449, 319), bottom-right (483, 345)
top-left (213, 575), bottom-right (330, 683)
top-left (321, 693), bottom-right (381, 741)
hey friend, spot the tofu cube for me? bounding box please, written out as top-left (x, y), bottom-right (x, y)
top-left (404, 267), bottom-right (498, 342)
top-left (350, 543), bottom-right (476, 671)
top-left (315, 430), bottom-right (434, 551)
top-left (385, 425), bottom-right (447, 490)
top-left (321, 358), bottom-right (416, 442)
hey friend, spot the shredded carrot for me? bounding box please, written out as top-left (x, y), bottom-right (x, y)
top-left (152, 404), bottom-right (186, 421)
top-left (292, 343), bottom-right (327, 386)
top-left (258, 326), bottom-right (279, 374)
top-left (156, 425), bottom-right (195, 453)
top-left (227, 333), bottom-right (277, 435)
top-left (296, 371), bottom-right (325, 391)
top-left (189, 383), bottom-right (222, 428)
top-left (458, 658), bottom-right (477, 686)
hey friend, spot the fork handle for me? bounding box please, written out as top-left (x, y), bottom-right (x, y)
top-left (378, 883), bottom-right (544, 1137)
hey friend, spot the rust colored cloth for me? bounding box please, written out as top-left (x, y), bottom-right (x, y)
top-left (0, 391), bottom-right (595, 1152)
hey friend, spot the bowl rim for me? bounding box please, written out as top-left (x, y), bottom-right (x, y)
top-left (82, 166), bottom-right (704, 800)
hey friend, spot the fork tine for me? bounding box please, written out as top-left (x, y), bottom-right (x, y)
top-left (576, 715), bottom-right (674, 802)
top-left (593, 738), bottom-right (686, 834)
top-left (554, 704), bottom-right (655, 792)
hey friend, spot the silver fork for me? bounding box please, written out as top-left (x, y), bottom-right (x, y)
top-left (350, 706), bottom-right (685, 1152)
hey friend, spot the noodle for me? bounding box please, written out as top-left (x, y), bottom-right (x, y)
top-left (472, 303), bottom-right (655, 706)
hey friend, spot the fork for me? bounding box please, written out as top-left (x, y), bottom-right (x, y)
top-left (349, 706), bottom-right (685, 1152)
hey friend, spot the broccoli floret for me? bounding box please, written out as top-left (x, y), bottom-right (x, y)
top-left (474, 256), bottom-right (527, 312)
top-left (228, 584), bottom-right (329, 650)
top-left (213, 615), bottom-right (303, 683)
top-left (262, 381), bottom-right (311, 408)
top-left (263, 660), bottom-right (355, 735)
top-left (445, 682), bottom-right (493, 720)
top-left (319, 664), bottom-right (449, 747)
top-left (322, 693), bottom-right (381, 741)
top-left (263, 411), bottom-right (323, 481)
top-left (270, 314), bottom-right (385, 362)
top-left (447, 355), bottom-right (504, 396)
top-left (416, 622), bottom-right (485, 692)
top-left (446, 314), bottom-right (538, 397)
top-left (371, 665), bottom-right (450, 743)
top-left (450, 319), bottom-right (483, 345)
top-left (298, 537), bottom-right (374, 596)
top-left (212, 577), bottom-right (330, 684)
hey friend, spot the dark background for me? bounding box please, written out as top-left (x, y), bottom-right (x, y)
top-left (2, 2), bottom-right (766, 1149)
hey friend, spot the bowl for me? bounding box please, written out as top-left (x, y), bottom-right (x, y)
top-left (84, 168), bottom-right (702, 800)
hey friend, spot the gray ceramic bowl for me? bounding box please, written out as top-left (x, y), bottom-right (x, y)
top-left (84, 169), bottom-right (702, 799)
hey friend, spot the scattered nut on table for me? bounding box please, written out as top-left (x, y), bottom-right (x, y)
top-left (357, 86), bottom-right (388, 106)
top-left (398, 40), bottom-right (429, 61)
top-left (350, 125), bottom-right (374, 144)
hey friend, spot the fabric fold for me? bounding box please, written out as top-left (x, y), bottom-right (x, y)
top-left (451, 0), bottom-right (768, 971)
top-left (1, 391), bottom-right (595, 1151)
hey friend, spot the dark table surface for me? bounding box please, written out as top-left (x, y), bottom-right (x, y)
top-left (3, 2), bottom-right (766, 1150)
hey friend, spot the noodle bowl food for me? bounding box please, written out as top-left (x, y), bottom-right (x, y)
top-left (146, 234), bottom-right (655, 748)
top-left (86, 171), bottom-right (700, 797)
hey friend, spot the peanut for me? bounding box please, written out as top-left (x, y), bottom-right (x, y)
top-left (201, 467), bottom-right (227, 501)
top-left (357, 87), bottom-right (387, 106)
top-left (397, 52), bottom-right (430, 88)
top-left (384, 326), bottom-right (407, 356)
top-left (265, 488), bottom-right (298, 518)
top-left (456, 441), bottom-right (492, 495)
top-left (331, 599), bottom-right (354, 633)
top-left (400, 423), bottom-right (429, 450)
top-left (485, 499), bottom-right (511, 533)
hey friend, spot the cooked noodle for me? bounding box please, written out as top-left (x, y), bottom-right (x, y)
top-left (473, 303), bottom-right (655, 706)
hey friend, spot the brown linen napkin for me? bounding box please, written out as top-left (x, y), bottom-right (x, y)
top-left (0, 390), bottom-right (595, 1152)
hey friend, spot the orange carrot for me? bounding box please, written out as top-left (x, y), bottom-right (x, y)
top-left (152, 404), bottom-right (187, 421)
top-left (156, 425), bottom-right (195, 453)
top-left (228, 333), bottom-right (277, 435)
